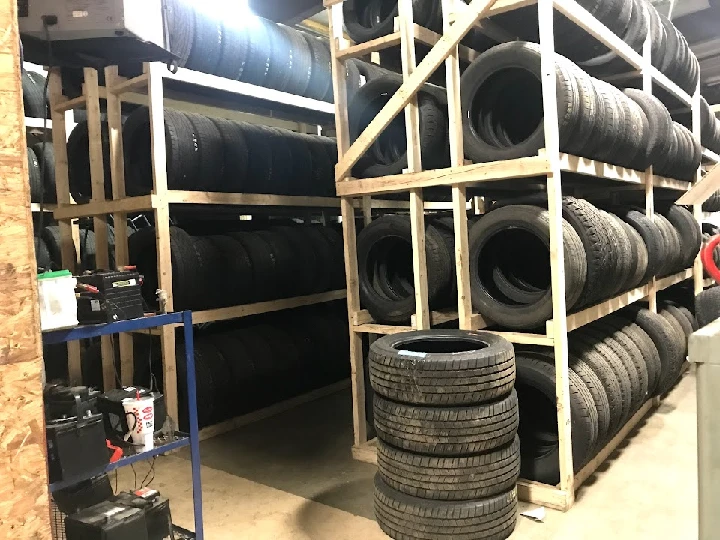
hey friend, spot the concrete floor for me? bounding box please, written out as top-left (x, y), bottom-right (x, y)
top-left (118, 371), bottom-right (698, 539)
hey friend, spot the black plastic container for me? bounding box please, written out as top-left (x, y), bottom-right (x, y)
top-left (46, 413), bottom-right (108, 483)
top-left (65, 500), bottom-right (148, 540)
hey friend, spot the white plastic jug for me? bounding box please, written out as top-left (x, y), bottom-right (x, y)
top-left (38, 270), bottom-right (78, 331)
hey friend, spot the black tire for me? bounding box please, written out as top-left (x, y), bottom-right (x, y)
top-left (184, 113), bottom-right (223, 191)
top-left (653, 213), bottom-right (682, 276)
top-left (696, 287), bottom-right (720, 327)
top-left (357, 215), bottom-right (452, 324)
top-left (165, 0), bottom-right (194, 68)
top-left (662, 206), bottom-right (701, 269)
top-left (461, 41), bottom-right (580, 163)
top-left (570, 330), bottom-right (633, 428)
top-left (515, 354), bottom-right (598, 484)
top-left (67, 121), bottom-right (113, 202)
top-left (304, 35), bottom-right (333, 102)
top-left (211, 118), bottom-right (249, 193)
top-left (272, 226), bottom-right (318, 296)
top-left (374, 475), bottom-right (517, 540)
top-left (377, 436), bottom-right (520, 502)
top-left (561, 197), bottom-right (615, 306)
top-left (186, 11), bottom-right (223, 75)
top-left (226, 231), bottom-right (276, 302)
top-left (204, 235), bottom-right (254, 306)
top-left (592, 321), bottom-right (650, 406)
top-left (27, 147), bottom-right (43, 202)
top-left (600, 210), bottom-right (633, 296)
top-left (315, 225), bottom-right (345, 290)
top-left (240, 18), bottom-right (272, 86)
top-left (255, 229), bottom-right (298, 298)
top-left (662, 303), bottom-right (693, 340)
top-left (283, 27), bottom-right (314, 97)
top-left (31, 142), bottom-right (56, 203)
top-left (264, 22), bottom-right (294, 92)
top-left (373, 391), bottom-right (519, 456)
top-left (241, 124), bottom-right (273, 193)
top-left (469, 205), bottom-right (587, 329)
top-left (22, 71), bottom-right (47, 118)
top-left (618, 319), bottom-right (663, 397)
top-left (214, 22), bottom-right (250, 80)
top-left (34, 237), bottom-right (51, 269)
top-left (618, 209), bottom-right (665, 282)
top-left (620, 219), bottom-right (649, 289)
top-left (344, 0), bottom-right (436, 43)
top-left (626, 306), bottom-right (685, 396)
top-left (369, 330), bottom-right (515, 406)
top-left (623, 88), bottom-right (674, 169)
top-left (41, 225), bottom-right (72, 270)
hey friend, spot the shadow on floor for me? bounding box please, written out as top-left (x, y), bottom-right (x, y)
top-left (179, 389), bottom-right (377, 519)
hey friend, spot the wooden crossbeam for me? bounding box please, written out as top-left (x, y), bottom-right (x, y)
top-left (334, 0), bottom-right (500, 181)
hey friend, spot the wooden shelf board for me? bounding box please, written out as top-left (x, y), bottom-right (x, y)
top-left (652, 175), bottom-right (692, 191)
top-left (336, 32), bottom-right (402, 60)
top-left (703, 148), bottom-right (720, 163)
top-left (655, 268), bottom-right (694, 291)
top-left (337, 156), bottom-right (552, 197)
top-left (199, 379), bottom-right (351, 441)
top-left (191, 289), bottom-right (347, 324)
top-left (53, 94), bottom-right (86, 113)
top-left (53, 195), bottom-right (156, 219)
top-left (559, 153), bottom-right (645, 184)
top-left (160, 66), bottom-right (335, 119)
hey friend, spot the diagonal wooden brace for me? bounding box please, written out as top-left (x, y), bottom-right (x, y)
top-left (677, 163), bottom-right (720, 206)
top-left (334, 0), bottom-right (500, 181)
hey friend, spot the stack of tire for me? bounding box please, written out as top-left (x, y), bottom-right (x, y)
top-left (493, 0), bottom-right (698, 94)
top-left (122, 107), bottom-right (337, 197)
top-left (516, 304), bottom-right (695, 483)
top-left (348, 73), bottom-right (450, 178)
top-left (67, 121), bottom-right (114, 202)
top-left (174, 307), bottom-right (350, 429)
top-left (28, 142), bottom-right (56, 204)
top-left (467, 199), bottom-right (700, 329)
top-left (368, 330), bottom-right (519, 540)
top-left (460, 41), bottom-right (701, 180)
top-left (128, 224), bottom-right (345, 311)
top-left (356, 215), bottom-right (459, 323)
top-left (22, 70), bottom-right (48, 118)
top-left (165, 0), bottom-right (332, 102)
top-left (33, 223), bottom-right (124, 272)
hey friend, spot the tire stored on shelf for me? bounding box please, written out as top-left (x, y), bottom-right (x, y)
top-left (123, 107), bottom-right (337, 197)
top-left (129, 224), bottom-right (345, 311)
top-left (459, 41), bottom-right (700, 180)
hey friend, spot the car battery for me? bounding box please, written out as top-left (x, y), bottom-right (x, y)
top-left (76, 271), bottom-right (144, 324)
top-left (65, 500), bottom-right (148, 540)
top-left (113, 488), bottom-right (171, 540)
top-left (98, 387), bottom-right (166, 442)
top-left (45, 384), bottom-right (100, 421)
top-left (46, 410), bottom-right (108, 483)
top-left (53, 474), bottom-right (114, 515)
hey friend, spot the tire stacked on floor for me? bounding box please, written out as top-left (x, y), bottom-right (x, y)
top-left (173, 307), bottom-right (350, 429)
top-left (459, 41), bottom-right (701, 180)
top-left (516, 305), bottom-right (693, 483)
top-left (348, 74), bottom-right (450, 178)
top-left (122, 107), bottom-right (337, 197)
top-left (128, 224), bottom-right (345, 311)
top-left (466, 200), bottom-right (700, 330)
top-left (165, 0), bottom-right (333, 102)
top-left (356, 215), bottom-right (457, 324)
top-left (369, 330), bottom-right (519, 540)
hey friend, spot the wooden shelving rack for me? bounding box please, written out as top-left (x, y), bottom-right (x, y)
top-left (47, 61), bottom-right (445, 434)
top-left (327, 0), bottom-right (710, 511)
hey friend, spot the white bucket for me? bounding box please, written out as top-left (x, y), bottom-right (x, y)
top-left (38, 270), bottom-right (78, 331)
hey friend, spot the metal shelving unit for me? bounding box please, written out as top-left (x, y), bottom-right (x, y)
top-left (43, 311), bottom-right (203, 539)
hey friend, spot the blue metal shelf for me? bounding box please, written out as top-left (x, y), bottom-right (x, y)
top-left (43, 311), bottom-right (203, 540)
top-left (49, 434), bottom-right (189, 492)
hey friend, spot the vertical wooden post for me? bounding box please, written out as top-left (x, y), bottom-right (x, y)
top-left (692, 80), bottom-right (704, 295)
top-left (48, 69), bottom-right (83, 384)
top-left (539, 0), bottom-right (574, 507)
top-left (442, 0), bottom-right (473, 330)
top-left (362, 196), bottom-right (372, 226)
top-left (84, 68), bottom-right (115, 391)
top-left (642, 35), bottom-right (658, 312)
top-left (329, 3), bottom-right (368, 446)
top-left (398, 0), bottom-right (431, 330)
top-left (0, 1), bottom-right (51, 533)
top-left (148, 63), bottom-right (178, 423)
top-left (105, 66), bottom-right (135, 386)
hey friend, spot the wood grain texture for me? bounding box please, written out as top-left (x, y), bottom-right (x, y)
top-left (0, 0), bottom-right (51, 536)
